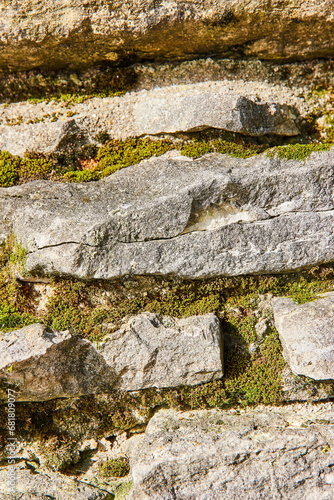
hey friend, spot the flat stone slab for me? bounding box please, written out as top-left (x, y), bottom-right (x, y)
top-left (1, 148), bottom-right (334, 280)
top-left (0, 81), bottom-right (299, 156)
top-left (273, 293), bottom-right (334, 380)
top-left (99, 312), bottom-right (223, 391)
top-left (128, 405), bottom-right (334, 500)
top-left (0, 314), bottom-right (222, 401)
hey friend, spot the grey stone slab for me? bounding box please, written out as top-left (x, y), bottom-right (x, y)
top-left (0, 323), bottom-right (117, 401)
top-left (1, 149), bottom-right (334, 279)
top-left (128, 405), bottom-right (334, 500)
top-left (98, 312), bottom-right (223, 391)
top-left (0, 463), bottom-right (109, 499)
top-left (273, 294), bottom-right (334, 380)
top-left (0, 81), bottom-right (299, 156)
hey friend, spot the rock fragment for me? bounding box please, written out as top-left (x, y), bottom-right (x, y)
top-left (98, 312), bottom-right (223, 391)
top-left (0, 314), bottom-right (223, 401)
top-left (0, 324), bottom-right (117, 401)
top-left (128, 405), bottom-right (334, 500)
top-left (273, 293), bottom-right (334, 380)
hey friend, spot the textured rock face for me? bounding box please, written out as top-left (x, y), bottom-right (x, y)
top-left (0, 463), bottom-right (109, 499)
top-left (99, 312), bottom-right (223, 391)
top-left (1, 149), bottom-right (334, 279)
top-left (0, 315), bottom-right (222, 401)
top-left (128, 405), bottom-right (334, 500)
top-left (0, 82), bottom-right (299, 156)
top-left (1, 1), bottom-right (334, 72)
top-left (273, 294), bottom-right (334, 380)
top-left (0, 324), bottom-right (116, 401)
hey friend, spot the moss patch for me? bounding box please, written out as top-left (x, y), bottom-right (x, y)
top-left (266, 142), bottom-right (333, 161)
top-left (0, 134), bottom-right (267, 188)
top-left (98, 457), bottom-right (130, 478)
top-left (0, 237), bottom-right (36, 332)
top-left (1, 129), bottom-right (333, 188)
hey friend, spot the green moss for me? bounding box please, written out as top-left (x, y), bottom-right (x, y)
top-left (224, 326), bottom-right (285, 405)
top-left (1, 135), bottom-right (332, 190)
top-left (266, 142), bottom-right (333, 161)
top-left (98, 457), bottom-right (130, 478)
top-left (64, 170), bottom-right (100, 183)
top-left (43, 264), bottom-right (334, 343)
top-left (0, 237), bottom-right (36, 332)
top-left (41, 436), bottom-right (76, 472)
top-left (0, 152), bottom-right (20, 187)
top-left (180, 137), bottom-right (265, 159)
top-left (115, 481), bottom-right (133, 500)
top-left (96, 138), bottom-right (175, 176)
top-left (1, 64), bottom-right (138, 104)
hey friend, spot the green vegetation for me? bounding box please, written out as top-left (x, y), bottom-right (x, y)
top-left (0, 236), bottom-right (36, 332)
top-left (41, 436), bottom-right (76, 472)
top-left (1, 131), bottom-right (334, 188)
top-left (0, 135), bottom-right (266, 188)
top-left (115, 481), bottom-right (133, 500)
top-left (98, 457), bottom-right (130, 478)
top-left (181, 138), bottom-right (264, 159)
top-left (266, 142), bottom-right (333, 161)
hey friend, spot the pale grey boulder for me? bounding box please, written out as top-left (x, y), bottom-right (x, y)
top-left (0, 82), bottom-right (299, 156)
top-left (0, 314), bottom-right (223, 401)
top-left (0, 462), bottom-right (109, 499)
top-left (98, 312), bottom-right (223, 391)
top-left (1, 0), bottom-right (334, 72)
top-left (0, 118), bottom-right (83, 157)
top-left (128, 405), bottom-right (334, 500)
top-left (113, 82), bottom-right (299, 138)
top-left (1, 149), bottom-right (334, 279)
top-left (0, 324), bottom-right (117, 401)
top-left (273, 293), bottom-right (334, 380)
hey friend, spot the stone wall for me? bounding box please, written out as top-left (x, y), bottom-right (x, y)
top-left (0, 2), bottom-right (334, 498)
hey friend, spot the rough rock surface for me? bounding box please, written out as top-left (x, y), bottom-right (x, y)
top-left (1, 1), bottom-right (334, 72)
top-left (273, 293), bottom-right (334, 380)
top-left (0, 81), bottom-right (299, 156)
top-left (0, 323), bottom-right (116, 401)
top-left (0, 462), bottom-right (110, 499)
top-left (99, 312), bottom-right (223, 391)
top-left (1, 149), bottom-right (334, 280)
top-left (128, 404), bottom-right (334, 500)
top-left (0, 314), bottom-right (222, 401)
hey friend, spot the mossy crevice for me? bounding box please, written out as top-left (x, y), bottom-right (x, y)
top-left (1, 129), bottom-right (332, 188)
top-left (0, 236), bottom-right (36, 331)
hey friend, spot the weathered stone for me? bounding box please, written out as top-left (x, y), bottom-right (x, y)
top-left (98, 312), bottom-right (223, 391)
top-left (273, 293), bottom-right (334, 380)
top-left (0, 323), bottom-right (116, 401)
top-left (1, 1), bottom-right (334, 72)
top-left (0, 118), bottom-right (84, 157)
top-left (128, 404), bottom-right (334, 500)
top-left (0, 462), bottom-right (109, 499)
top-left (1, 148), bottom-right (334, 280)
top-left (0, 314), bottom-right (222, 401)
top-left (0, 81), bottom-right (299, 156)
